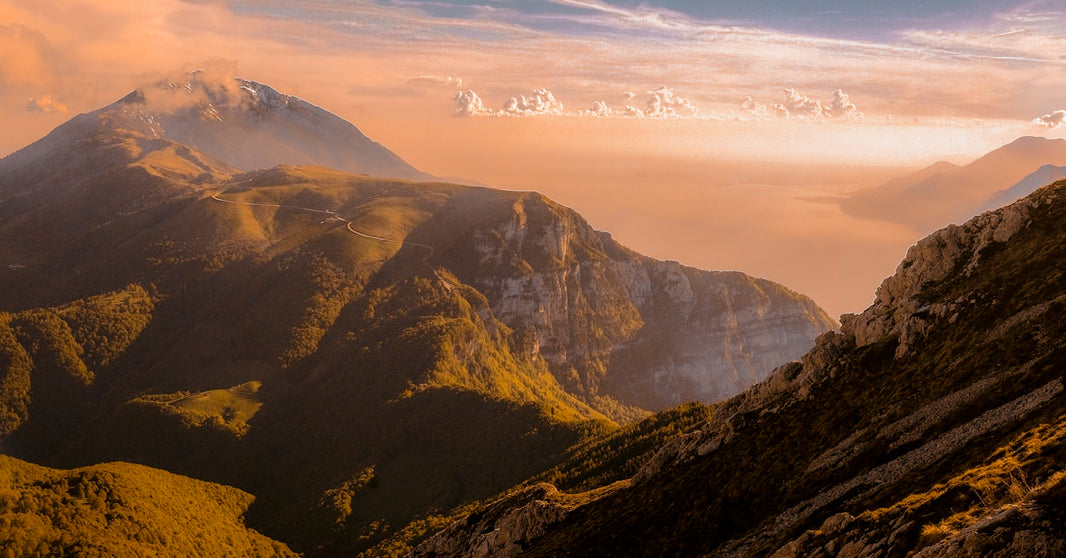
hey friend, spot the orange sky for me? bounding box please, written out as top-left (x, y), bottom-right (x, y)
top-left (2, 0), bottom-right (1065, 317)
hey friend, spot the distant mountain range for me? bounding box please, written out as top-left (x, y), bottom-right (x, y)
top-left (841, 136), bottom-right (1066, 233)
top-left (981, 163), bottom-right (1066, 213)
top-left (0, 77), bottom-right (833, 554)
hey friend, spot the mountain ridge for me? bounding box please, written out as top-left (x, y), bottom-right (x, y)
top-left (982, 163), bottom-right (1066, 213)
top-left (0, 80), bottom-right (834, 554)
top-left (840, 135), bottom-right (1066, 233)
top-left (0, 454), bottom-right (296, 556)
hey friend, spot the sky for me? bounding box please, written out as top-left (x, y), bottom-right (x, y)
top-left (2, 0), bottom-right (1066, 318)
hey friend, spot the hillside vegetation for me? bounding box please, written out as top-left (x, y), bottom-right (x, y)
top-left (0, 455), bottom-right (294, 556)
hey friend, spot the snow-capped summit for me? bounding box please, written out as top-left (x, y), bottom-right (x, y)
top-left (124, 74), bottom-right (430, 181)
top-left (4, 72), bottom-right (427, 183)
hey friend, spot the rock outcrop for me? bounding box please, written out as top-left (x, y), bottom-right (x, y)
top-left (841, 188), bottom-right (1043, 356)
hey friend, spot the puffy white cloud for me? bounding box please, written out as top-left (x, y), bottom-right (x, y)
top-left (584, 100), bottom-right (612, 117)
top-left (455, 89), bottom-right (489, 116)
top-left (453, 85), bottom-right (700, 119)
top-left (455, 87), bottom-right (566, 117)
top-left (644, 85), bottom-right (698, 118)
top-left (593, 86), bottom-right (697, 118)
top-left (740, 95), bottom-right (769, 118)
top-left (738, 96), bottom-right (788, 120)
top-left (501, 88), bottom-right (565, 116)
top-left (1033, 109), bottom-right (1066, 128)
top-left (25, 94), bottom-right (67, 113)
top-left (742, 88), bottom-right (861, 121)
top-left (826, 89), bottom-right (861, 119)
top-left (782, 88), bottom-right (825, 119)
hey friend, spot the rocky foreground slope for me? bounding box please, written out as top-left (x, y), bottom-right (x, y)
top-left (416, 178), bottom-right (1066, 557)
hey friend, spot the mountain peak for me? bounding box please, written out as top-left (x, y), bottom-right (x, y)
top-left (841, 135), bottom-right (1066, 232)
top-left (150, 73), bottom-right (328, 124)
top-left (1005, 135), bottom-right (1066, 147)
top-left (123, 74), bottom-right (430, 180)
top-left (3, 73), bottom-right (429, 183)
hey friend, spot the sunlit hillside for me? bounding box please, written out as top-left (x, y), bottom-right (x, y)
top-left (0, 455), bottom-right (294, 556)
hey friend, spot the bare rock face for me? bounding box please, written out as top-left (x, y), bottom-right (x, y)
top-left (451, 192), bottom-right (836, 415)
top-left (841, 192), bottom-right (1042, 357)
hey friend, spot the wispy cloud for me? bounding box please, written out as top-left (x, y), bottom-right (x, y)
top-left (410, 75), bottom-right (467, 89)
top-left (546, 0), bottom-right (694, 33)
top-left (25, 93), bottom-right (67, 113)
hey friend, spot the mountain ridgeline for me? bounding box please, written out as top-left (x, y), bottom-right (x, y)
top-left (841, 135), bottom-right (1066, 233)
top-left (0, 77), bottom-right (833, 554)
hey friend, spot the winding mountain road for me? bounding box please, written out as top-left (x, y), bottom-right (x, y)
top-left (210, 191), bottom-right (435, 263)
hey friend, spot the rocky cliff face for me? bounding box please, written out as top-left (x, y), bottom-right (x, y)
top-left (449, 192), bottom-right (835, 416)
top-left (415, 178), bottom-right (1066, 557)
top-left (841, 188), bottom-right (1041, 356)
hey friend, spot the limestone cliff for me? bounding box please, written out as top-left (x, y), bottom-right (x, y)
top-left (447, 192), bottom-right (835, 415)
